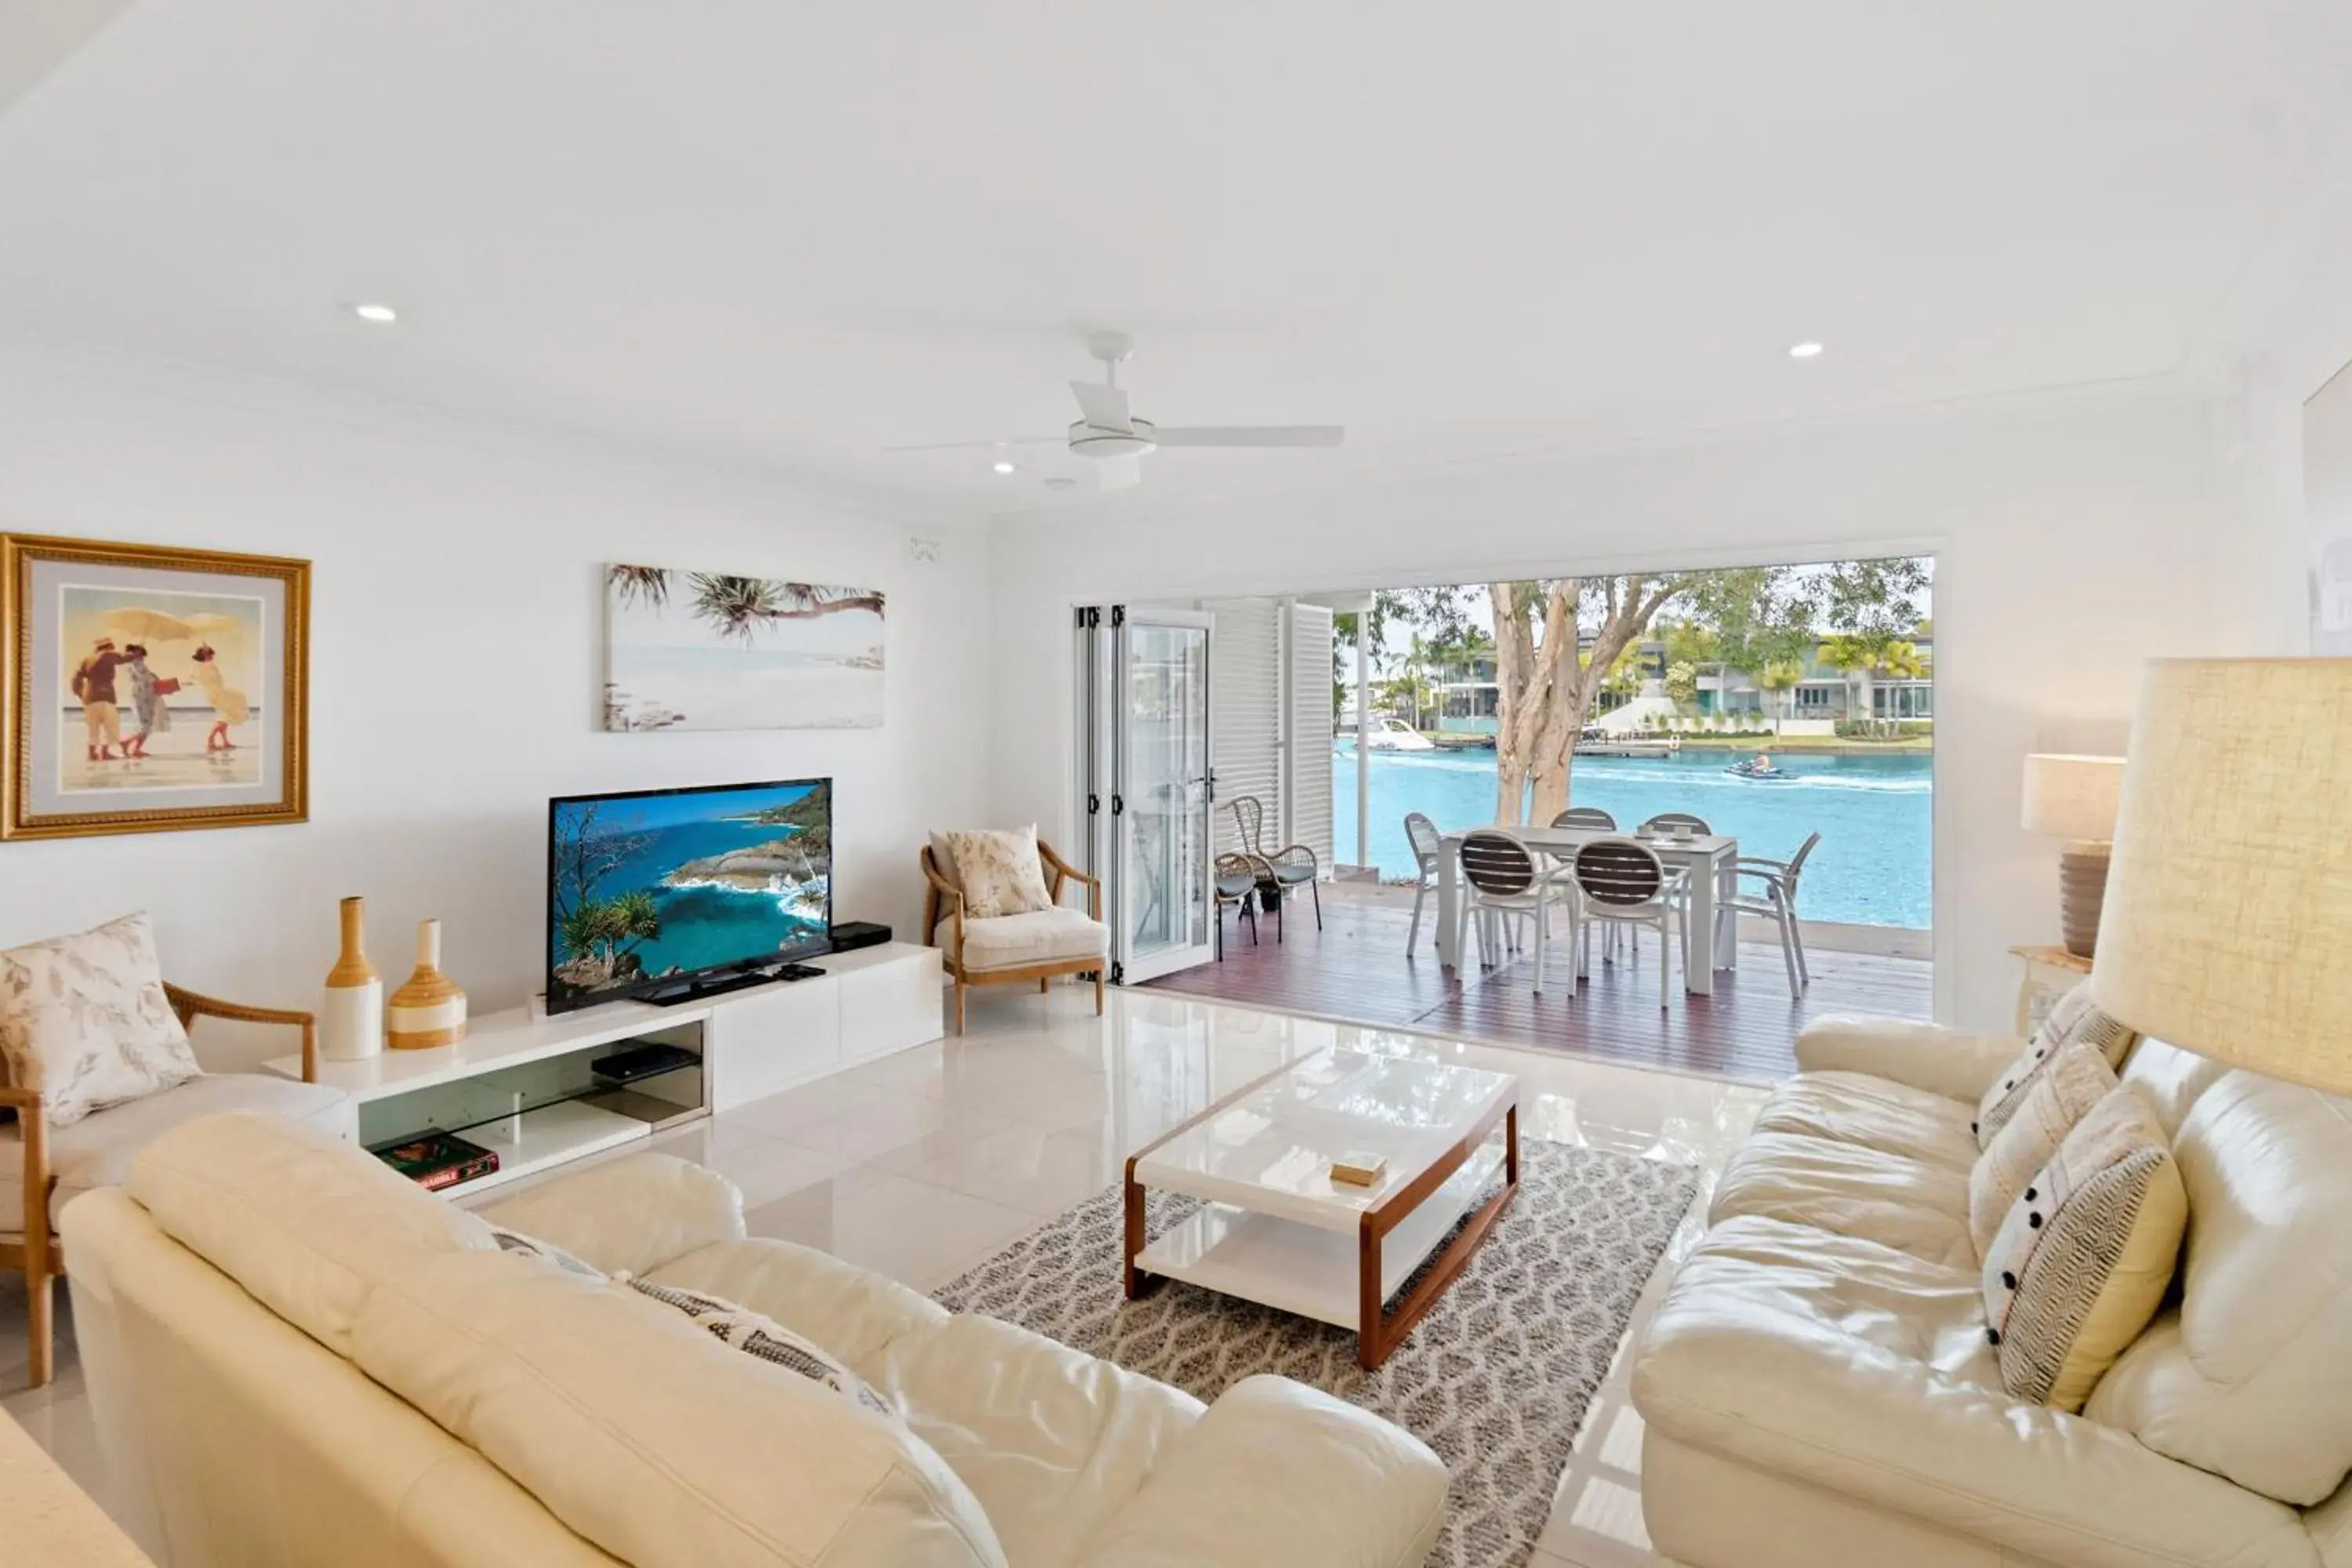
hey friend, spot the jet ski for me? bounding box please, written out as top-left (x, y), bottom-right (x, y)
top-left (1724, 757), bottom-right (1791, 780)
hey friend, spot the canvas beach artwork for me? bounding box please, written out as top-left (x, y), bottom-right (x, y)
top-left (603, 565), bottom-right (885, 731)
top-left (3, 535), bottom-right (308, 840)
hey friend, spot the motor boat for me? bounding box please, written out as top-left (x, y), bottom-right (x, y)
top-left (1724, 757), bottom-right (1791, 780)
top-left (1362, 714), bottom-right (1436, 752)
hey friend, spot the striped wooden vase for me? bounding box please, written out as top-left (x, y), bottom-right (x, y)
top-left (320, 896), bottom-right (384, 1062)
top-left (387, 918), bottom-right (468, 1050)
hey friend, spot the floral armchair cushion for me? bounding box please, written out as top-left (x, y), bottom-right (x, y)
top-left (0, 913), bottom-right (201, 1126)
top-left (944, 826), bottom-right (1054, 919)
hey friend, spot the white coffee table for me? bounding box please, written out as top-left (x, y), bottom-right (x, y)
top-left (1123, 1047), bottom-right (1520, 1369)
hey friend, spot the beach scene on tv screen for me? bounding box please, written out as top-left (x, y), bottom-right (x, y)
top-left (550, 780), bottom-right (829, 999)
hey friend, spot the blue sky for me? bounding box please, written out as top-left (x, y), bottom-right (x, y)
top-left (561, 780), bottom-right (818, 833)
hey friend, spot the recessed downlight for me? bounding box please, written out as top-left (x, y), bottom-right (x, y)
top-left (1788, 340), bottom-right (1824, 359)
top-left (993, 459), bottom-right (1015, 474)
top-left (352, 302), bottom-right (399, 324)
top-left (1044, 476), bottom-right (1078, 492)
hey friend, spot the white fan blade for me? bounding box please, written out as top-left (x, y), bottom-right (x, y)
top-left (1150, 425), bottom-right (1344, 448)
top-left (1069, 380), bottom-right (1134, 433)
top-left (1096, 456), bottom-right (1142, 492)
top-left (882, 436), bottom-right (1063, 452)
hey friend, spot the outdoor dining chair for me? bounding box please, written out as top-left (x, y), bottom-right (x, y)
top-left (1552, 806), bottom-right (1617, 830)
top-left (1573, 837), bottom-right (1688, 1010)
top-left (1403, 811), bottom-right (1443, 952)
top-left (1726, 831), bottom-right (1821, 991)
top-left (1231, 796), bottom-right (1322, 931)
top-left (1214, 851), bottom-right (1269, 958)
top-left (1457, 829), bottom-right (1581, 995)
top-left (1639, 812), bottom-right (1718, 950)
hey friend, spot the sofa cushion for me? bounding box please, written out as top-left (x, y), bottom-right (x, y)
top-left (646, 1235), bottom-right (953, 1374)
top-left (128, 1109), bottom-right (495, 1356)
top-left (0, 912), bottom-right (201, 1126)
top-left (1975, 982), bottom-right (2138, 1147)
top-left (1709, 1131), bottom-right (1974, 1271)
top-left (1969, 1040), bottom-right (2117, 1260)
top-left (1071, 1376), bottom-right (1447, 1568)
top-left (2085, 1071), bottom-right (2352, 1505)
top-left (1632, 1214), bottom-right (2320, 1568)
top-left (1748, 1071), bottom-right (1980, 1174)
top-left (2, 1073), bottom-right (353, 1239)
top-left (938, 908), bottom-right (1108, 973)
top-left (354, 1247), bottom-right (1008, 1568)
top-left (1981, 1089), bottom-right (2185, 1412)
top-left (630, 1276), bottom-right (898, 1421)
top-left (477, 1152), bottom-right (746, 1279)
top-left (1646, 1214), bottom-right (2002, 1390)
top-left (871, 1312), bottom-right (1203, 1568)
top-left (2115, 1036), bottom-right (2234, 1139)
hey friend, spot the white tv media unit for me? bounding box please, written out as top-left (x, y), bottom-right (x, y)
top-left (263, 941), bottom-right (942, 1201)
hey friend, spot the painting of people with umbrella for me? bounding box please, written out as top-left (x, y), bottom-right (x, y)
top-left (3, 534), bottom-right (307, 840)
top-left (61, 592), bottom-right (264, 787)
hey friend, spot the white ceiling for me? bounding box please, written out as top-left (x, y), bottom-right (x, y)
top-left (4, 1), bottom-right (2350, 515)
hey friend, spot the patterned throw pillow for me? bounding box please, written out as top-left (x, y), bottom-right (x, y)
top-left (1975, 982), bottom-right (2138, 1148)
top-left (628, 1277), bottom-right (898, 1420)
top-left (486, 1224), bottom-right (604, 1280)
top-left (1980, 1088), bottom-right (2187, 1411)
top-left (1969, 1040), bottom-right (2116, 1259)
top-left (0, 913), bottom-right (201, 1127)
top-left (945, 826), bottom-right (1054, 920)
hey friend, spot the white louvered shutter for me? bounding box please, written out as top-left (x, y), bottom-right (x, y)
top-left (1204, 598), bottom-right (1283, 859)
top-left (1286, 602), bottom-right (1335, 869)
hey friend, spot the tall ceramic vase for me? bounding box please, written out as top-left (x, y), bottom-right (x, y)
top-left (387, 918), bottom-right (468, 1050)
top-left (321, 896), bottom-right (383, 1062)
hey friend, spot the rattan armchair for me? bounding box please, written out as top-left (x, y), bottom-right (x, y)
top-left (920, 837), bottom-right (1106, 1033)
top-left (5, 985), bottom-right (328, 1388)
top-left (1229, 796), bottom-right (1321, 931)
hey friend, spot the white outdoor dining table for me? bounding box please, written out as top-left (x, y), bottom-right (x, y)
top-left (1432, 826), bottom-right (1740, 994)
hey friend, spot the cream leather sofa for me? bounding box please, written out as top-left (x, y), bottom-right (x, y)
top-left (63, 1112), bottom-right (1448, 1568)
top-left (1632, 1014), bottom-right (2352, 1568)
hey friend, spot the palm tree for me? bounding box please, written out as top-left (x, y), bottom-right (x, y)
top-left (684, 575), bottom-right (887, 645)
top-left (1756, 659), bottom-right (1804, 734)
top-left (1817, 633), bottom-right (1885, 721)
top-left (608, 564), bottom-right (673, 609)
top-left (1875, 639), bottom-right (1926, 681)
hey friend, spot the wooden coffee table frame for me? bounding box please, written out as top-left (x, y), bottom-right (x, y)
top-left (1123, 1058), bottom-right (1521, 1370)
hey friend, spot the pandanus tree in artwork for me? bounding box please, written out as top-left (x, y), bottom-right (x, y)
top-left (607, 565), bottom-right (884, 645)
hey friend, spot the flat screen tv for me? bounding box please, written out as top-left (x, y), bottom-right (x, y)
top-left (546, 778), bottom-right (832, 1014)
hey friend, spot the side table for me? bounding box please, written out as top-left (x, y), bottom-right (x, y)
top-left (2009, 943), bottom-right (2092, 1036)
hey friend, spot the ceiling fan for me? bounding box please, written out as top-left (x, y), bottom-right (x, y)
top-left (887, 331), bottom-right (1344, 491)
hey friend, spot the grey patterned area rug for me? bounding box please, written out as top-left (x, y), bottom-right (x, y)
top-left (935, 1139), bottom-right (1698, 1568)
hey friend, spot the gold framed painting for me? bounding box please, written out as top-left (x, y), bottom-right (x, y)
top-left (2, 535), bottom-right (309, 840)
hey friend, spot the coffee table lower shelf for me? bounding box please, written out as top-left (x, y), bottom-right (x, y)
top-left (1134, 1140), bottom-right (1509, 1328)
top-left (1127, 1102), bottom-right (1519, 1369)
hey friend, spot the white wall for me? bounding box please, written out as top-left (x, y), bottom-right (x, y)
top-left (2201, 192), bottom-right (2352, 658)
top-left (988, 390), bottom-right (2267, 1033)
top-left (0, 349), bottom-right (990, 1070)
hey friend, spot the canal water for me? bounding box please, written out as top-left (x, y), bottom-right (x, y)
top-left (1332, 743), bottom-right (1932, 929)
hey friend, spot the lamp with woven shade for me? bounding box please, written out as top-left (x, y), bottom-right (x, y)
top-left (2021, 753), bottom-right (2127, 958)
top-left (2096, 658), bottom-right (2352, 1094)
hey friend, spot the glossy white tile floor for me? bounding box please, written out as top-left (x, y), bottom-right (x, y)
top-left (2, 984), bottom-right (1766, 1567)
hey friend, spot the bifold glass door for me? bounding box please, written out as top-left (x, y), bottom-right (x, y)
top-left (1074, 605), bottom-right (1216, 984)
